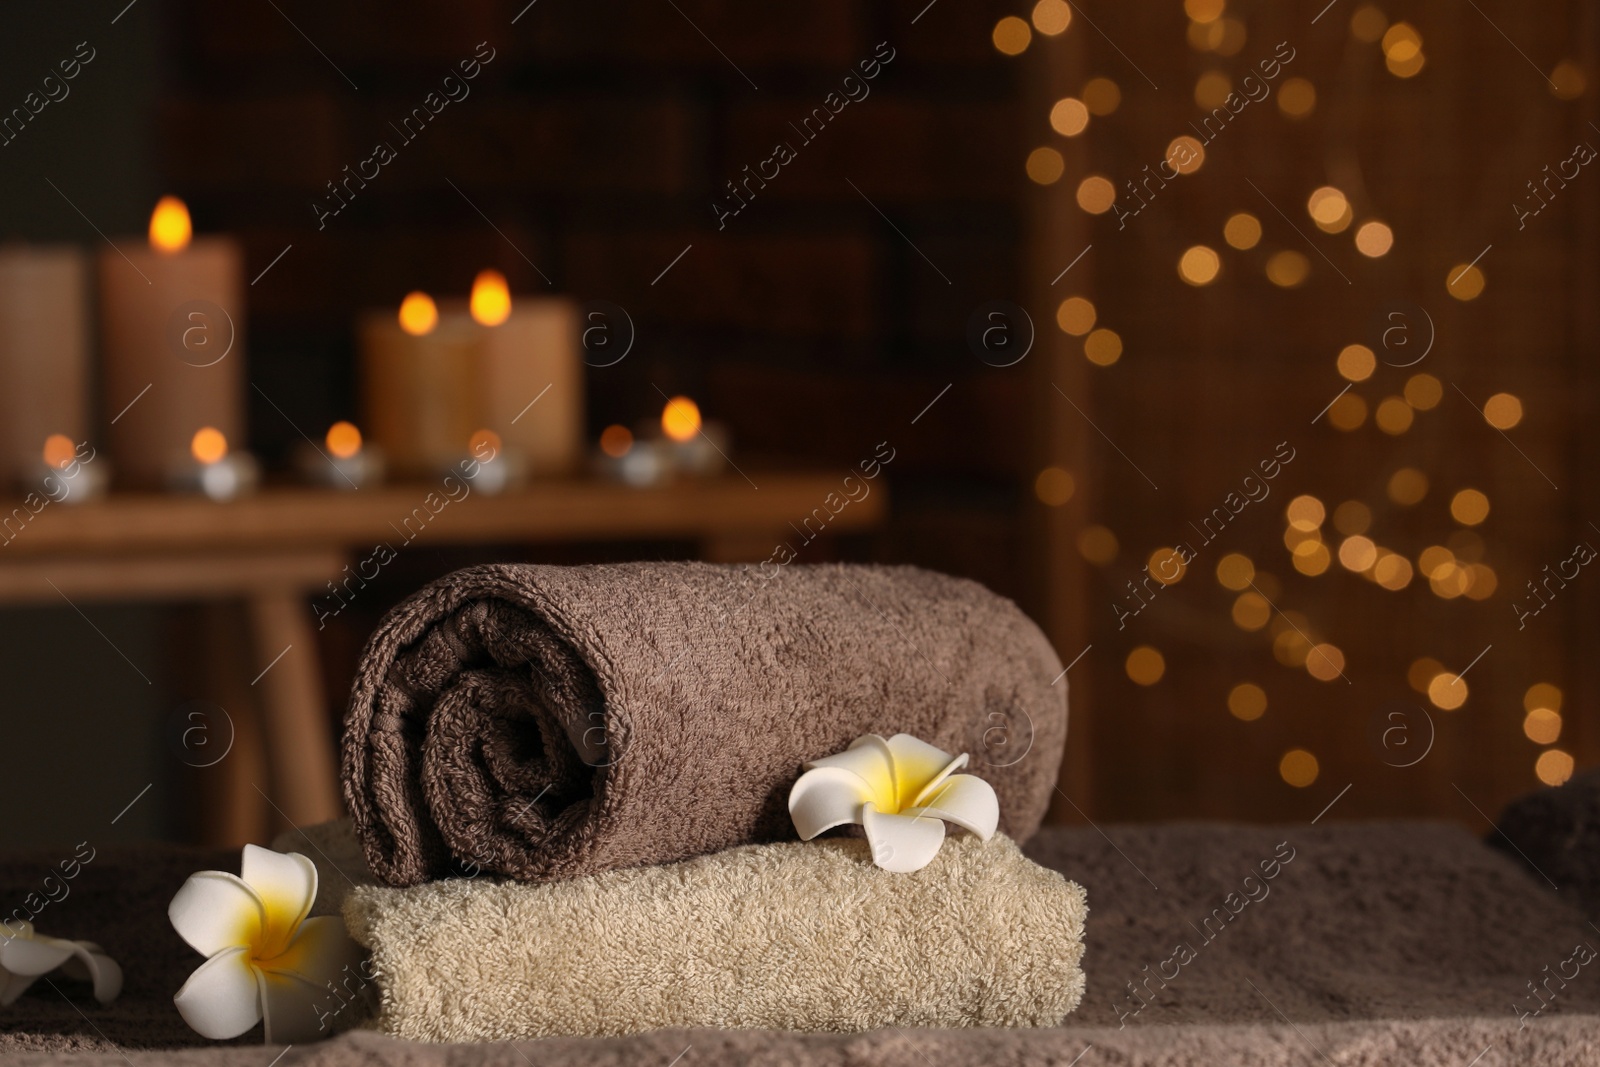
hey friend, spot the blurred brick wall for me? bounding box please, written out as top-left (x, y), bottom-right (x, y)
top-left (157, 0), bottom-right (1034, 598)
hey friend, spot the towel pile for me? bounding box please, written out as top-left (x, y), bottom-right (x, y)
top-left (324, 561), bottom-right (1085, 1040)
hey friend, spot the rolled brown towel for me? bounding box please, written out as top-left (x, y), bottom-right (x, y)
top-left (343, 562), bottom-right (1066, 887)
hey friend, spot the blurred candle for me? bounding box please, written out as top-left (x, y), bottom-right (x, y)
top-left (0, 244), bottom-right (91, 490)
top-left (296, 420), bottom-right (384, 489)
top-left (360, 291), bottom-right (481, 477)
top-left (469, 271), bottom-right (584, 477)
top-left (100, 196), bottom-right (246, 487)
top-left (168, 427), bottom-right (258, 501)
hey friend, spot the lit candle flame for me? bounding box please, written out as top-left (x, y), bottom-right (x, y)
top-left (191, 427), bottom-right (228, 465)
top-left (149, 196), bottom-right (193, 253)
top-left (469, 428), bottom-right (502, 460)
top-left (42, 434), bottom-right (76, 470)
top-left (599, 424), bottom-right (633, 458)
top-left (470, 269), bottom-right (512, 327)
top-left (326, 421), bottom-right (362, 459)
top-left (661, 396), bottom-right (702, 443)
top-left (398, 291), bottom-right (438, 336)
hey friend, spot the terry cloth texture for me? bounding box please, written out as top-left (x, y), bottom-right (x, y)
top-left (337, 830), bottom-right (1086, 1040)
top-left (341, 562), bottom-right (1067, 887)
top-left (1493, 768), bottom-right (1600, 918)
top-left (8, 822), bottom-right (1600, 1063)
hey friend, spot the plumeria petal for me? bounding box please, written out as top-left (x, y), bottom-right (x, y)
top-left (174, 946), bottom-right (263, 1040)
top-left (258, 957), bottom-right (353, 1044)
top-left (53, 940), bottom-right (124, 1005)
top-left (904, 772), bottom-right (1000, 841)
top-left (1, 969), bottom-right (38, 1007)
top-left (861, 802), bottom-right (946, 873)
top-left (803, 735), bottom-right (896, 811)
top-left (240, 847), bottom-right (317, 959)
top-left (170, 872), bottom-right (265, 959)
top-left (0, 934), bottom-right (73, 977)
top-left (263, 916), bottom-right (367, 986)
top-left (884, 734), bottom-right (965, 810)
top-left (789, 766), bottom-right (877, 840)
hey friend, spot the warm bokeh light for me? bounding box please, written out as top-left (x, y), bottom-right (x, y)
top-left (1464, 563), bottom-right (1498, 600)
top-left (1354, 220), bottom-right (1393, 257)
top-left (1482, 392), bottom-right (1523, 429)
top-left (599, 424), bottom-right (633, 458)
top-left (1351, 4), bottom-right (1388, 42)
top-left (325, 421), bottom-right (362, 459)
top-left (468, 428), bottom-right (502, 458)
top-left (1084, 328), bottom-right (1123, 366)
top-left (1307, 186), bottom-right (1352, 233)
top-left (1050, 97), bottom-right (1090, 136)
top-left (1387, 49), bottom-right (1425, 78)
top-left (1292, 540), bottom-right (1331, 576)
top-left (1283, 525), bottom-right (1320, 552)
top-left (1333, 500), bottom-right (1371, 536)
top-left (1081, 78), bottom-right (1121, 115)
top-left (661, 396), bottom-right (703, 442)
top-left (1327, 392), bottom-right (1367, 431)
top-left (1387, 467), bottom-right (1428, 505)
top-left (1408, 657), bottom-right (1443, 693)
top-left (1427, 672), bottom-right (1468, 711)
top-left (149, 195), bottom-right (193, 253)
top-left (1338, 535), bottom-right (1378, 572)
top-left (1031, 0), bottom-right (1071, 35)
top-left (398, 291), bottom-right (439, 336)
top-left (1536, 749), bottom-right (1575, 786)
top-left (1305, 643), bottom-right (1345, 682)
top-left (1184, 0), bottom-right (1224, 22)
top-left (1375, 396), bottom-right (1414, 435)
top-left (1228, 682), bottom-right (1266, 721)
top-left (1286, 494), bottom-right (1326, 531)
top-left (1337, 343), bottom-right (1376, 382)
top-left (191, 427), bottom-right (227, 465)
top-left (1125, 645), bottom-right (1166, 686)
top-left (1417, 545), bottom-right (1455, 580)
top-left (1277, 77), bottom-right (1316, 118)
top-left (1223, 212), bottom-right (1261, 249)
top-left (1195, 71), bottom-right (1231, 109)
top-left (1550, 60), bottom-right (1587, 100)
top-left (1373, 551), bottom-right (1414, 590)
top-left (1525, 683), bottom-right (1564, 713)
top-left (1077, 525), bottom-right (1118, 564)
top-left (42, 434), bottom-right (75, 469)
top-left (1404, 373), bottom-right (1442, 410)
top-left (1232, 592), bottom-right (1270, 631)
top-left (1076, 175), bottom-right (1116, 214)
top-left (1026, 146), bottom-right (1065, 185)
top-left (1450, 488), bottom-right (1490, 526)
top-left (1266, 250), bottom-right (1310, 287)
top-left (1178, 245), bottom-right (1221, 285)
top-left (1524, 708), bottom-right (1562, 745)
top-left (1166, 136), bottom-right (1206, 175)
top-left (1279, 749), bottom-right (1319, 788)
top-left (1192, 17), bottom-right (1247, 56)
top-left (470, 269), bottom-right (513, 326)
top-left (1056, 296), bottom-right (1096, 336)
top-left (1035, 466), bottom-right (1076, 506)
top-left (1216, 552), bottom-right (1255, 590)
top-left (1382, 23), bottom-right (1422, 62)
top-left (1147, 546), bottom-right (1187, 585)
top-left (1448, 530), bottom-right (1485, 563)
top-left (1447, 263), bottom-right (1485, 300)
top-left (992, 16), bottom-right (1032, 55)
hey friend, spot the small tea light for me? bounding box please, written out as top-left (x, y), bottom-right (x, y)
top-left (458, 428), bottom-right (526, 496)
top-left (660, 396), bottom-right (728, 477)
top-left (169, 427), bottom-right (259, 501)
top-left (297, 420), bottom-right (384, 489)
top-left (593, 423), bottom-right (670, 487)
top-left (27, 433), bottom-right (109, 503)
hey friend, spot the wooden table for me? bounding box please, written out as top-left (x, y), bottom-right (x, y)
top-left (0, 475), bottom-right (884, 841)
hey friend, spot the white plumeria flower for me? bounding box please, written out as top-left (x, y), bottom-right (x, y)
top-left (170, 845), bottom-right (365, 1044)
top-left (789, 733), bottom-right (1000, 873)
top-left (0, 922), bottom-right (121, 1007)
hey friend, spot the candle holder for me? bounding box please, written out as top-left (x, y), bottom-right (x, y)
top-left (295, 422), bottom-right (384, 490)
top-left (21, 435), bottom-right (108, 504)
top-left (593, 433), bottom-right (671, 487)
top-left (166, 428), bottom-right (258, 502)
top-left (456, 444), bottom-right (527, 496)
top-left (662, 419), bottom-right (730, 478)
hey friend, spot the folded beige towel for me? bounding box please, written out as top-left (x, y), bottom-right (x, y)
top-left (282, 823), bottom-right (1087, 1041)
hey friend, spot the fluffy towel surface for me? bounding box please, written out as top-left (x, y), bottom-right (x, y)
top-left (1493, 768), bottom-right (1600, 918)
top-left (336, 829), bottom-right (1086, 1041)
top-left (342, 562), bottom-right (1067, 887)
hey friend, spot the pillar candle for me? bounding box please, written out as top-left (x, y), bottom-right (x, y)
top-left (98, 197), bottom-right (245, 487)
top-left (475, 295), bottom-right (584, 476)
top-left (359, 295), bottom-right (483, 477)
top-left (0, 244), bottom-right (90, 488)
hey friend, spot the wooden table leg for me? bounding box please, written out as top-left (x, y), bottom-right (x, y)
top-left (246, 591), bottom-right (343, 830)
